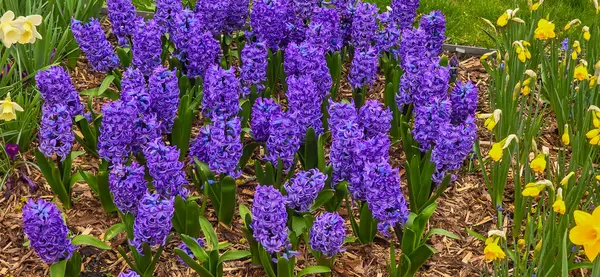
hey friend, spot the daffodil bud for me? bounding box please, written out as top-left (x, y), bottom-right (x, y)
top-left (562, 124), bottom-right (570, 145)
top-left (564, 19), bottom-right (581, 31)
top-left (560, 172), bottom-right (575, 186)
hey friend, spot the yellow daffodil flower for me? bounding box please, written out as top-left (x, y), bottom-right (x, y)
top-left (0, 11), bottom-right (22, 48)
top-left (596, 175), bottom-right (600, 181)
top-left (530, 153), bottom-right (547, 173)
top-left (575, 64), bottom-right (589, 81)
top-left (591, 76), bottom-right (598, 88)
top-left (553, 188), bottom-right (566, 214)
top-left (497, 12), bottom-right (509, 27)
top-left (484, 237), bottom-right (506, 262)
top-left (514, 41), bottom-right (532, 63)
top-left (521, 78), bottom-right (532, 95)
top-left (569, 206), bottom-right (600, 261)
top-left (532, 2), bottom-right (540, 10)
top-left (14, 15), bottom-right (42, 44)
top-left (0, 93), bottom-right (24, 121)
top-left (522, 180), bottom-right (552, 197)
top-left (564, 19), bottom-right (581, 31)
top-left (534, 19), bottom-right (556, 40)
top-left (586, 108), bottom-right (600, 145)
top-left (489, 134), bottom-right (518, 162)
top-left (562, 124), bottom-right (570, 145)
top-left (518, 239), bottom-right (526, 248)
top-left (583, 26), bottom-right (591, 41)
top-left (479, 109), bottom-right (502, 130)
top-left (572, 41), bottom-right (582, 60)
top-left (561, 172), bottom-right (575, 186)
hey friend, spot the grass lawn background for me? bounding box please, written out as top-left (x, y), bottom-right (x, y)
top-left (369, 0), bottom-right (599, 47)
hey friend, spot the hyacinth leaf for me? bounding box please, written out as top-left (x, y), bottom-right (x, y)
top-left (63, 151), bottom-right (85, 190)
top-left (174, 249), bottom-right (214, 277)
top-left (186, 200), bottom-right (202, 238)
top-left (292, 215), bottom-right (307, 238)
top-left (400, 228), bottom-right (417, 260)
top-left (254, 160), bottom-right (266, 184)
top-left (78, 167), bottom-right (98, 195)
top-left (239, 204), bottom-right (260, 264)
top-left (239, 142), bottom-right (259, 169)
top-left (218, 176), bottom-right (237, 225)
top-left (346, 198), bottom-right (360, 241)
top-left (297, 266), bottom-right (332, 277)
top-left (49, 260), bottom-right (67, 277)
top-left (173, 196), bottom-right (187, 235)
top-left (180, 234), bottom-right (209, 262)
top-left (218, 250), bottom-right (251, 264)
top-left (303, 128), bottom-right (318, 170)
top-left (97, 162), bottom-right (117, 213)
top-left (325, 182), bottom-right (348, 212)
top-left (240, 99), bottom-right (251, 128)
top-left (145, 243), bottom-right (168, 277)
top-left (264, 162), bottom-right (276, 186)
top-left (258, 247), bottom-right (276, 277)
top-left (118, 246), bottom-right (137, 273)
top-left (414, 203), bottom-right (438, 241)
top-left (275, 158), bottom-right (284, 189)
top-left (358, 202), bottom-right (377, 244)
top-left (34, 149), bottom-right (71, 209)
top-left (116, 47), bottom-right (132, 68)
top-left (277, 256), bottom-right (292, 277)
top-left (419, 175), bottom-right (451, 214)
top-left (72, 234), bottom-right (111, 250)
top-left (425, 228), bottom-right (459, 240)
top-left (561, 232), bottom-right (568, 277)
top-left (74, 117), bottom-right (98, 157)
top-left (66, 251), bottom-right (82, 277)
top-left (200, 217), bottom-right (219, 250)
top-left (405, 244), bottom-right (436, 276)
top-left (172, 94), bottom-right (196, 161)
top-left (104, 223), bottom-right (126, 241)
top-left (310, 189), bottom-right (335, 212)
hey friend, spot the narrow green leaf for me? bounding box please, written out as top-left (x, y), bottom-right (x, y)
top-left (98, 75), bottom-right (115, 96)
top-left (175, 249), bottom-right (214, 277)
top-left (50, 260), bottom-right (67, 277)
top-left (218, 250), bottom-right (251, 264)
top-left (72, 234), bottom-right (111, 250)
top-left (104, 223), bottom-right (126, 241)
top-left (218, 176), bottom-right (237, 225)
top-left (199, 217), bottom-right (219, 249)
top-left (180, 234), bottom-right (209, 262)
top-left (296, 265), bottom-right (331, 277)
top-left (310, 189), bottom-right (335, 212)
top-left (239, 142), bottom-right (259, 169)
top-left (425, 228), bottom-right (459, 240)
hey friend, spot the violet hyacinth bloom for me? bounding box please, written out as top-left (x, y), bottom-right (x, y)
top-left (431, 116), bottom-right (477, 183)
top-left (350, 1), bottom-right (378, 51)
top-left (334, 0), bottom-right (356, 45)
top-left (71, 18), bottom-right (119, 73)
top-left (225, 0), bottom-right (250, 32)
top-left (289, 0), bottom-right (318, 20)
top-left (131, 113), bottom-right (162, 153)
top-left (35, 66), bottom-right (84, 118)
top-left (282, 9), bottom-right (307, 47)
top-left (398, 27), bottom-right (427, 67)
top-left (251, 185), bottom-right (289, 254)
top-left (391, 0), bottom-right (420, 31)
top-left (348, 134), bottom-right (390, 200)
top-left (121, 67), bottom-right (150, 113)
top-left (420, 10), bottom-right (446, 58)
top-left (284, 169), bottom-right (327, 212)
top-left (107, 0), bottom-right (138, 46)
top-left (349, 47), bottom-right (379, 90)
top-left (251, 98), bottom-right (282, 142)
top-left (118, 271), bottom-right (140, 277)
top-left (171, 9), bottom-right (200, 60)
top-left (241, 41), bottom-right (268, 97)
top-left (364, 159), bottom-right (409, 237)
top-left (250, 0), bottom-right (289, 49)
top-left (130, 193), bottom-right (174, 251)
top-left (202, 65), bottom-right (241, 120)
top-left (149, 67), bottom-right (180, 134)
top-left (450, 81), bottom-right (478, 124)
top-left (39, 104), bottom-right (75, 161)
top-left (22, 199), bottom-right (75, 264)
top-left (412, 61), bottom-right (450, 108)
top-left (359, 100), bottom-right (392, 139)
top-left (189, 125), bottom-right (211, 165)
top-left (286, 74), bottom-right (324, 136)
top-left (309, 212), bottom-right (346, 257)
top-left (284, 42), bottom-right (332, 98)
top-left (328, 100), bottom-right (358, 135)
top-left (396, 55), bottom-right (428, 109)
top-left (177, 237), bottom-right (206, 264)
top-left (154, 0), bottom-right (183, 33)
top-left (109, 162), bottom-right (148, 215)
top-left (413, 97), bottom-right (451, 151)
top-left (306, 7), bottom-right (343, 53)
top-left (143, 138), bottom-right (189, 198)
top-left (5, 143), bottom-right (18, 160)
top-left (98, 100), bottom-right (136, 163)
top-left (377, 11), bottom-right (401, 54)
top-left (132, 19), bottom-right (163, 76)
top-left (195, 0), bottom-right (229, 35)
top-left (561, 38), bottom-right (569, 51)
top-left (206, 117), bottom-right (243, 178)
top-left (329, 117), bottom-right (363, 185)
top-left (266, 112), bottom-right (302, 170)
top-left (185, 31), bottom-right (222, 79)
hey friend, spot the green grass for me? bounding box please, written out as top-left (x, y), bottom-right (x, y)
top-left (368, 0), bottom-right (599, 47)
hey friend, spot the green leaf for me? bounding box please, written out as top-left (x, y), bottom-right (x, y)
top-left (292, 215), bottom-right (307, 237)
top-left (239, 142), bottom-right (259, 169)
top-left (104, 223), bottom-right (126, 241)
top-left (259, 247), bottom-right (276, 277)
top-left (277, 257), bottom-right (292, 277)
top-left (254, 160), bottom-right (265, 184)
top-left (239, 204), bottom-right (252, 228)
top-left (358, 203), bottom-right (377, 244)
top-left (98, 75), bottom-right (115, 96)
top-left (310, 189), bottom-right (335, 212)
top-left (406, 244), bottom-right (436, 276)
top-left (297, 266), bottom-right (332, 277)
top-left (218, 176), bottom-right (237, 225)
top-left (200, 217), bottom-right (219, 249)
top-left (175, 249), bottom-right (214, 277)
top-left (186, 200), bottom-right (201, 238)
top-left (50, 260), bottom-right (67, 277)
top-left (35, 150), bottom-right (70, 209)
top-left (97, 167), bottom-right (117, 213)
top-left (218, 250), bottom-right (251, 264)
top-left (173, 195), bottom-right (187, 234)
top-left (72, 234), bottom-right (111, 250)
top-left (425, 228), bottom-right (459, 240)
top-left (180, 234), bottom-right (209, 262)
top-left (303, 128), bottom-right (318, 170)
top-left (561, 232), bottom-right (568, 277)
top-left (465, 228), bottom-right (486, 242)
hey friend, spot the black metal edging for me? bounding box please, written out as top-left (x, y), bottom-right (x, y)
top-left (99, 8), bottom-right (494, 57)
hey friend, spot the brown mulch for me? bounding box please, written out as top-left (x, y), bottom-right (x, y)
top-left (0, 54), bottom-right (502, 277)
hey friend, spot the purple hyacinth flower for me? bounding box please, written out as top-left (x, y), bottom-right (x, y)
top-left (149, 67), bottom-right (180, 134)
top-left (22, 199), bottom-right (76, 264)
top-left (171, 9), bottom-right (200, 61)
top-left (118, 271), bottom-right (140, 277)
top-left (109, 162), bottom-right (148, 215)
top-left (350, 1), bottom-right (378, 51)
top-left (250, 0), bottom-right (289, 49)
top-left (251, 97), bottom-right (282, 142)
top-left (561, 38), bottom-right (569, 51)
top-left (154, 0), bottom-right (183, 34)
top-left (131, 113), bottom-right (162, 153)
top-left (284, 169), bottom-right (327, 212)
top-left (286, 74), bottom-right (324, 136)
top-left (121, 67), bottom-right (151, 113)
top-left (398, 27), bottom-right (427, 68)
top-left (71, 18), bottom-right (119, 73)
top-left (289, 0), bottom-right (318, 20)
top-left (450, 81), bottom-right (478, 124)
top-left (309, 212), bottom-right (346, 257)
top-left (358, 100), bottom-right (392, 139)
top-left (329, 117), bottom-right (363, 185)
top-left (349, 46), bottom-right (379, 90)
top-left (420, 10), bottom-right (446, 58)
top-left (132, 19), bottom-right (163, 76)
top-left (5, 143), bottom-right (18, 160)
top-left (241, 41), bottom-right (268, 97)
top-left (266, 112), bottom-right (302, 170)
top-left (431, 116), bottom-right (477, 183)
top-left (284, 42), bottom-right (332, 98)
top-left (364, 159), bottom-right (410, 237)
top-left (225, 0), bottom-right (250, 33)
top-left (328, 100), bottom-right (358, 136)
top-left (98, 100), bottom-right (136, 163)
top-left (412, 61), bottom-right (450, 108)
top-left (35, 66), bottom-right (84, 118)
top-left (184, 31), bottom-right (222, 79)
top-left (413, 97), bottom-right (451, 151)
top-left (39, 104), bottom-right (75, 161)
top-left (306, 7), bottom-right (343, 53)
top-left (202, 65), bottom-right (241, 120)
top-left (189, 125), bottom-right (211, 165)
top-left (251, 185), bottom-right (289, 254)
top-left (348, 134), bottom-right (390, 200)
top-left (391, 0), bottom-right (420, 31)
top-left (376, 11), bottom-right (401, 54)
top-left (177, 237), bottom-right (206, 264)
top-left (143, 138), bottom-right (189, 198)
top-left (205, 117), bottom-right (243, 178)
top-left (107, 0), bottom-right (138, 46)
top-left (195, 0), bottom-right (229, 35)
top-left (130, 193), bottom-right (174, 251)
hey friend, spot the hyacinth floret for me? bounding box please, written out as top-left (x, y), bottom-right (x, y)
top-left (349, 46), bottom-right (379, 90)
top-left (420, 10), bottom-right (446, 58)
top-left (190, 125), bottom-right (212, 164)
top-left (35, 66), bottom-right (84, 118)
top-left (376, 11), bottom-right (401, 54)
top-left (185, 31), bottom-right (222, 79)
top-left (109, 162), bottom-right (148, 215)
top-left (289, 0), bottom-right (318, 20)
top-left (431, 116), bottom-right (477, 183)
top-left (334, 0), bottom-right (356, 45)
top-left (348, 134), bottom-right (390, 200)
top-left (309, 212), bottom-right (346, 257)
top-left (413, 97), bottom-right (451, 151)
top-left (118, 271), bottom-right (140, 277)
top-left (130, 193), bottom-right (174, 251)
top-left (306, 7), bottom-right (343, 53)
top-left (71, 18), bottom-right (119, 73)
top-left (195, 0), bottom-right (229, 35)
top-left (398, 27), bottom-right (427, 68)
top-left (132, 19), bottom-right (163, 76)
top-left (154, 0), bottom-right (183, 33)
top-left (250, 0), bottom-right (289, 49)
top-left (143, 138), bottom-right (189, 198)
top-left (328, 100), bottom-right (358, 136)
top-left (38, 104), bottom-right (75, 161)
top-left (22, 199), bottom-right (75, 264)
top-left (359, 100), bottom-right (392, 139)
top-left (241, 41), bottom-right (268, 97)
top-left (364, 159), bottom-right (410, 237)
top-left (202, 65), bottom-right (241, 120)
top-left (450, 81), bottom-right (478, 124)
top-left (251, 185), bottom-right (289, 254)
top-left (350, 1), bottom-right (378, 51)
top-left (225, 0), bottom-right (250, 33)
top-left (131, 113), bottom-right (162, 153)
top-left (177, 237), bottom-right (206, 264)
top-left (286, 74), bottom-right (324, 136)
top-left (284, 42), bottom-right (332, 98)
top-left (329, 119), bottom-right (363, 185)
top-left (284, 169), bottom-right (327, 212)
top-left (121, 67), bottom-right (151, 113)
top-left (282, 11), bottom-right (307, 51)
top-left (266, 112), bottom-right (301, 170)
top-left (107, 0), bottom-right (138, 46)
top-left (206, 117), bottom-right (243, 178)
top-left (98, 100), bottom-right (136, 163)
top-left (171, 9), bottom-right (200, 59)
top-left (391, 0), bottom-right (420, 31)
top-left (396, 54), bottom-right (429, 109)
top-left (412, 61), bottom-right (450, 108)
top-left (251, 98), bottom-right (282, 142)
top-left (149, 67), bottom-right (180, 134)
